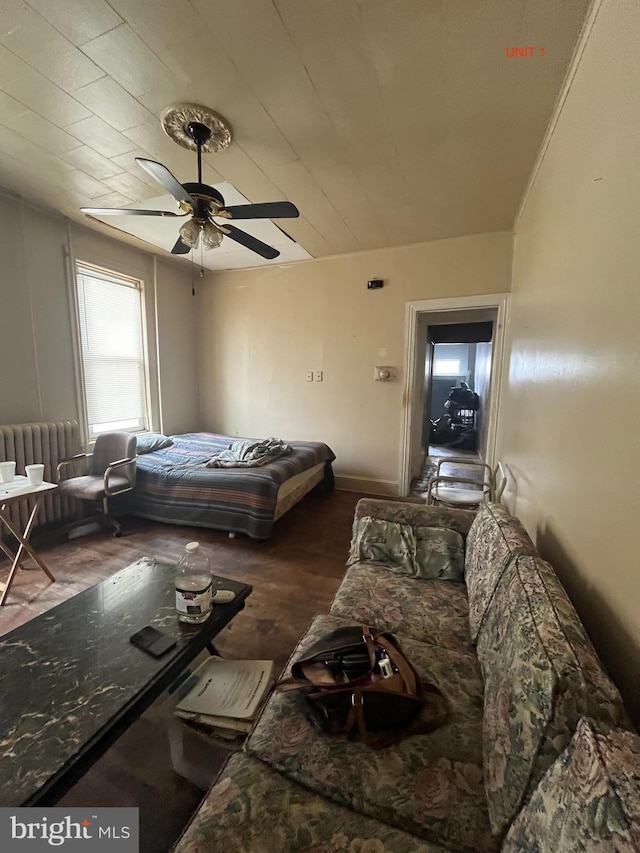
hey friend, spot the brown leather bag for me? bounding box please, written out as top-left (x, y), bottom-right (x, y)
top-left (277, 625), bottom-right (448, 749)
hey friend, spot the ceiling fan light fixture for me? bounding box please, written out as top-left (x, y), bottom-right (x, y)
top-left (201, 221), bottom-right (223, 250)
top-left (179, 218), bottom-right (202, 249)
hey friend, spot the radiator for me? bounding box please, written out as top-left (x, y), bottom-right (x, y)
top-left (0, 421), bottom-right (81, 530)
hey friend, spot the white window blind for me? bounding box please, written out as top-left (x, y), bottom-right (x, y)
top-left (433, 358), bottom-right (461, 376)
top-left (432, 343), bottom-right (468, 377)
top-left (75, 263), bottom-right (149, 438)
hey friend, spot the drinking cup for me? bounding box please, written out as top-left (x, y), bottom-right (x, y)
top-left (0, 461), bottom-right (16, 483)
top-left (25, 464), bottom-right (45, 487)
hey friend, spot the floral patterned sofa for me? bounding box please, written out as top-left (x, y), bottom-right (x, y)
top-left (173, 499), bottom-right (640, 853)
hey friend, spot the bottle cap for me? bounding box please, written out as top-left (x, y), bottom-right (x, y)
top-left (186, 541), bottom-right (200, 553)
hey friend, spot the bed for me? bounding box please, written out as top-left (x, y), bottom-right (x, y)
top-left (117, 432), bottom-right (336, 540)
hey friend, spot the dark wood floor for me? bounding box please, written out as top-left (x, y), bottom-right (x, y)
top-left (0, 489), bottom-right (366, 853)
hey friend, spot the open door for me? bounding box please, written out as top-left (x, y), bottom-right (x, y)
top-left (422, 340), bottom-right (435, 456)
top-left (399, 294), bottom-right (509, 497)
top-left (406, 314), bottom-right (430, 483)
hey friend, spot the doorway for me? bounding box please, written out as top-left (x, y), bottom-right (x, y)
top-left (399, 294), bottom-right (509, 497)
top-left (425, 322), bottom-right (494, 456)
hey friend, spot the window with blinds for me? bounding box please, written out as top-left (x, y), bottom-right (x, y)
top-left (75, 263), bottom-right (149, 439)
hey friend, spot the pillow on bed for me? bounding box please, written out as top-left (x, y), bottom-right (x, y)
top-left (136, 433), bottom-right (173, 453)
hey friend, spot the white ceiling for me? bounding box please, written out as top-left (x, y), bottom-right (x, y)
top-left (0, 0), bottom-right (591, 270)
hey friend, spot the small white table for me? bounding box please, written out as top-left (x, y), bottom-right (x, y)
top-left (0, 476), bottom-right (57, 606)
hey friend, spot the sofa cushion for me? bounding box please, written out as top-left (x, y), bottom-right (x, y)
top-left (246, 614), bottom-right (496, 853)
top-left (173, 752), bottom-right (451, 853)
top-left (502, 718), bottom-right (640, 852)
top-left (330, 562), bottom-right (473, 653)
top-left (352, 499), bottom-right (476, 541)
top-left (477, 555), bottom-right (629, 836)
top-left (464, 501), bottom-right (536, 642)
top-left (348, 516), bottom-right (465, 580)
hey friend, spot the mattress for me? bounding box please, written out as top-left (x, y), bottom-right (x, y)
top-left (119, 432), bottom-right (335, 540)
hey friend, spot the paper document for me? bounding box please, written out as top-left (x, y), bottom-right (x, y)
top-left (176, 658), bottom-right (274, 719)
top-left (174, 708), bottom-right (253, 733)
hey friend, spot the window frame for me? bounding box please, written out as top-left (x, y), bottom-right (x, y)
top-left (72, 259), bottom-right (153, 444)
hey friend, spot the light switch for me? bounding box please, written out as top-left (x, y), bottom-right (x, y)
top-left (306, 371), bottom-right (313, 382)
top-left (314, 371), bottom-right (323, 382)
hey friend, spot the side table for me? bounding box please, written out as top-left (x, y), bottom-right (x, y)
top-left (0, 476), bottom-right (57, 605)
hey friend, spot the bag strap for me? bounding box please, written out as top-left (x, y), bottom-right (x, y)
top-left (277, 674), bottom-right (449, 749)
top-left (346, 685), bottom-right (449, 750)
top-left (372, 633), bottom-right (450, 747)
top-left (361, 625), bottom-right (377, 668)
top-left (276, 677), bottom-right (306, 692)
top-left (375, 634), bottom-right (419, 696)
top-left (276, 625), bottom-right (449, 747)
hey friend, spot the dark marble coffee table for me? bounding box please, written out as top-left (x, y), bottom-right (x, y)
top-left (0, 557), bottom-right (251, 806)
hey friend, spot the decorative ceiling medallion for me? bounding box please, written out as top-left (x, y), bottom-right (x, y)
top-left (161, 103), bottom-right (232, 153)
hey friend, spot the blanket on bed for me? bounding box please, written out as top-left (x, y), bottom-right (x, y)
top-left (206, 437), bottom-right (291, 468)
top-left (118, 432), bottom-right (335, 539)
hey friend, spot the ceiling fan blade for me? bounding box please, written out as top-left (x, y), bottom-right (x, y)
top-left (171, 237), bottom-right (191, 255)
top-left (222, 224), bottom-right (280, 259)
top-left (81, 207), bottom-right (185, 217)
top-left (223, 201), bottom-right (299, 220)
top-left (135, 158), bottom-right (195, 205)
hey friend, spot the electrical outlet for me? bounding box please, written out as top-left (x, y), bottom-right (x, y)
top-left (306, 371), bottom-right (313, 382)
top-left (314, 371), bottom-right (323, 382)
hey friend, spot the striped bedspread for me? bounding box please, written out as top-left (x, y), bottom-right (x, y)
top-left (119, 432), bottom-right (335, 540)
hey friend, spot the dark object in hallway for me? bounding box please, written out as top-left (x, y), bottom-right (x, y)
top-left (430, 382), bottom-right (480, 451)
top-left (446, 381), bottom-right (480, 411)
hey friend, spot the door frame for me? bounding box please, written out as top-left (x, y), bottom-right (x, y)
top-left (398, 292), bottom-right (510, 496)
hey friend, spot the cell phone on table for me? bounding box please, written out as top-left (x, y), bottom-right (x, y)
top-left (129, 626), bottom-right (177, 658)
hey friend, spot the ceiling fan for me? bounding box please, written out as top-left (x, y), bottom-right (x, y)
top-left (80, 119), bottom-right (299, 260)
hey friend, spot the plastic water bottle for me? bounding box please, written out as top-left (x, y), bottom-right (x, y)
top-left (175, 542), bottom-right (212, 624)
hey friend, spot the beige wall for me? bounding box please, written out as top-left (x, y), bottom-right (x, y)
top-left (199, 232), bottom-right (512, 492)
top-left (155, 263), bottom-right (201, 435)
top-left (0, 195), bottom-right (75, 425)
top-left (499, 0), bottom-right (640, 720)
top-left (0, 193), bottom-right (199, 439)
